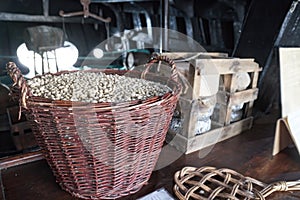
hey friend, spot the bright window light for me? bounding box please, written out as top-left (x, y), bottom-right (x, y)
top-left (17, 41), bottom-right (79, 79)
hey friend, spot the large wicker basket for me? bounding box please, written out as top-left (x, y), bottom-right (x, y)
top-left (7, 55), bottom-right (181, 199)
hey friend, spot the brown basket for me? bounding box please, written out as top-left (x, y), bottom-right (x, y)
top-left (174, 166), bottom-right (300, 200)
top-left (6, 55), bottom-right (181, 199)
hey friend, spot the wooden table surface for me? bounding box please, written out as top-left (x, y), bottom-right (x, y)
top-left (1, 111), bottom-right (300, 200)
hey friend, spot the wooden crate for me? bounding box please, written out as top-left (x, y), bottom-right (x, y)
top-left (167, 56), bottom-right (261, 154)
top-left (160, 52), bottom-right (228, 99)
top-left (7, 106), bottom-right (37, 151)
top-left (191, 58), bottom-right (261, 125)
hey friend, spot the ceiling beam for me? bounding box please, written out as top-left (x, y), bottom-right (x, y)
top-left (0, 12), bottom-right (103, 23)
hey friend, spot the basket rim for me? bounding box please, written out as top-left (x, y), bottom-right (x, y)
top-left (6, 55), bottom-right (181, 109)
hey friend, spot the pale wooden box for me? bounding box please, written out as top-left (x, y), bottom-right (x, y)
top-left (166, 54), bottom-right (261, 154)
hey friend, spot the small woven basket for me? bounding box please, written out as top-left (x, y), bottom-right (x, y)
top-left (7, 55), bottom-right (181, 199)
top-left (174, 166), bottom-right (300, 200)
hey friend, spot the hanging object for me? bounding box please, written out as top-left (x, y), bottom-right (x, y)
top-left (24, 25), bottom-right (64, 53)
top-left (20, 25), bottom-right (78, 78)
top-left (24, 25), bottom-right (65, 75)
top-left (17, 41), bottom-right (79, 78)
top-left (59, 0), bottom-right (111, 23)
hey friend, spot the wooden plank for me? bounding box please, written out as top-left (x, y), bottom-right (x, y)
top-left (222, 74), bottom-right (233, 91)
top-left (245, 101), bottom-right (255, 118)
top-left (228, 88), bottom-right (259, 107)
top-left (187, 116), bottom-right (250, 152)
top-left (191, 67), bottom-right (201, 99)
top-left (229, 73), bottom-right (238, 93)
top-left (216, 88), bottom-right (258, 106)
top-left (160, 52), bottom-right (228, 60)
top-left (192, 59), bottom-right (260, 75)
top-left (0, 12), bottom-right (102, 23)
top-left (251, 71), bottom-right (260, 88)
top-left (224, 106), bottom-right (232, 125)
top-left (0, 150), bottom-right (44, 170)
top-left (245, 72), bottom-right (260, 117)
top-left (168, 117), bottom-right (253, 154)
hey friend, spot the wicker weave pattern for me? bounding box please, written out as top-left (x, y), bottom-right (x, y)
top-left (174, 166), bottom-right (300, 200)
top-left (7, 56), bottom-right (180, 199)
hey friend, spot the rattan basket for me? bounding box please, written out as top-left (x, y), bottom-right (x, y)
top-left (174, 166), bottom-right (300, 200)
top-left (7, 55), bottom-right (181, 199)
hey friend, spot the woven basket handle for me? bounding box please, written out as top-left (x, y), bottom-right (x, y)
top-left (6, 62), bottom-right (29, 109)
top-left (142, 53), bottom-right (177, 82)
top-left (260, 181), bottom-right (300, 198)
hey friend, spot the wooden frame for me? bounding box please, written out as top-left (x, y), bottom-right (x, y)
top-left (166, 53), bottom-right (261, 154)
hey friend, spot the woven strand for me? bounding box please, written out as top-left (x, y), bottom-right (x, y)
top-left (6, 62), bottom-right (29, 107)
top-left (174, 167), bottom-right (300, 200)
top-left (143, 54), bottom-right (177, 82)
top-left (174, 167), bottom-right (265, 200)
top-left (6, 62), bottom-right (30, 120)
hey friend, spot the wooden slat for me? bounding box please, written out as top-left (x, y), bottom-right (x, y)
top-left (251, 71), bottom-right (260, 88)
top-left (192, 59), bottom-right (261, 75)
top-left (213, 88), bottom-right (259, 125)
top-left (224, 106), bottom-right (233, 125)
top-left (0, 12), bottom-right (102, 23)
top-left (168, 117), bottom-right (253, 154)
top-left (0, 150), bottom-right (44, 170)
top-left (216, 88), bottom-right (258, 106)
top-left (160, 52), bottom-right (228, 60)
top-left (229, 73), bottom-right (238, 93)
top-left (228, 88), bottom-right (259, 107)
top-left (222, 74), bottom-right (233, 92)
top-left (245, 101), bottom-right (255, 118)
top-left (245, 71), bottom-right (260, 118)
top-left (191, 67), bottom-right (201, 99)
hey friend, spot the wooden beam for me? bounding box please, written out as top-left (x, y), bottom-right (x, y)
top-left (42, 0), bottom-right (49, 17)
top-left (0, 12), bottom-right (101, 23)
top-left (0, 150), bottom-right (44, 170)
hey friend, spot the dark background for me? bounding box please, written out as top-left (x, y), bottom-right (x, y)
top-left (0, 0), bottom-right (299, 113)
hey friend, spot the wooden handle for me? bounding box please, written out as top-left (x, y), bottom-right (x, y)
top-left (6, 62), bottom-right (29, 109)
